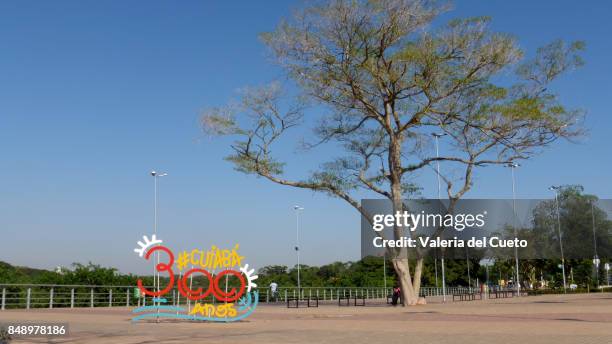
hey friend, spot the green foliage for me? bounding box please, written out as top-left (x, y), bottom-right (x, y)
top-left (202, 0), bottom-right (586, 230)
top-left (0, 261), bottom-right (143, 286)
top-left (530, 187), bottom-right (612, 260)
top-left (256, 258), bottom-right (396, 288)
top-left (0, 261), bottom-right (47, 283)
top-left (256, 256), bottom-right (482, 288)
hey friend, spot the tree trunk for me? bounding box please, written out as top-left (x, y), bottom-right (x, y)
top-left (391, 257), bottom-right (419, 305)
top-left (412, 257), bottom-right (425, 299)
top-left (387, 127), bottom-right (421, 306)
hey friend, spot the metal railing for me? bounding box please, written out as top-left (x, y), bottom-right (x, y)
top-left (0, 283), bottom-right (247, 310)
top-left (265, 286), bottom-right (475, 302)
top-left (0, 284), bottom-right (474, 310)
top-left (0, 284), bottom-right (149, 310)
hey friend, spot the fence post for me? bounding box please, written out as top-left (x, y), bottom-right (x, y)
top-left (109, 289), bottom-right (113, 307)
top-left (266, 289), bottom-right (269, 303)
top-left (26, 288), bottom-right (31, 309)
top-left (70, 289), bottom-right (74, 308)
top-left (49, 288), bottom-right (54, 309)
top-left (127, 289), bottom-right (130, 307)
top-left (1, 288), bottom-right (5, 310)
top-left (284, 289), bottom-right (287, 303)
top-left (90, 289), bottom-right (94, 308)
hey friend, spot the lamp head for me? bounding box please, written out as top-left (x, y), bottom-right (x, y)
top-left (151, 171), bottom-right (168, 177)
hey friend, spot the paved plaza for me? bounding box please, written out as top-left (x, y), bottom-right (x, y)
top-left (1, 293), bottom-right (611, 343)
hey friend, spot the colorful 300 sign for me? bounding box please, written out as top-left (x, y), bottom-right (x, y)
top-left (131, 234), bottom-right (258, 322)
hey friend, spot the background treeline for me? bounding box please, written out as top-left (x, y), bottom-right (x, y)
top-left (0, 257), bottom-right (487, 288)
top-left (0, 261), bottom-right (150, 286)
top-left (255, 257), bottom-right (610, 290)
top-left (2, 256), bottom-right (608, 291)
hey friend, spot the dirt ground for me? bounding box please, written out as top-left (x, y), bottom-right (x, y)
top-left (1, 293), bottom-right (611, 344)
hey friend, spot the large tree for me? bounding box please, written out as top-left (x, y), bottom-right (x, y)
top-left (202, 0), bottom-right (584, 305)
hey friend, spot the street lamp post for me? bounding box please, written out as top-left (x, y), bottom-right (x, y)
top-left (294, 205), bottom-right (304, 298)
top-left (434, 250), bottom-right (438, 290)
top-left (382, 252), bottom-right (387, 294)
top-left (507, 162), bottom-right (521, 296)
top-left (466, 248), bottom-right (471, 290)
top-left (549, 186), bottom-right (567, 293)
top-left (432, 133), bottom-right (447, 301)
top-left (150, 170), bottom-right (167, 307)
top-left (590, 200), bottom-right (600, 287)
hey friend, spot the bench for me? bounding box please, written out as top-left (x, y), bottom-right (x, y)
top-left (338, 294), bottom-right (365, 306)
top-left (488, 290), bottom-right (515, 299)
top-left (287, 296), bottom-right (318, 308)
top-left (452, 292), bottom-right (482, 301)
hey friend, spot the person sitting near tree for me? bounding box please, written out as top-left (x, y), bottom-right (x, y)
top-left (391, 285), bottom-right (401, 306)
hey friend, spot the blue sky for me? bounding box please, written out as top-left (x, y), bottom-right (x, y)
top-left (1, 1), bottom-right (611, 274)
